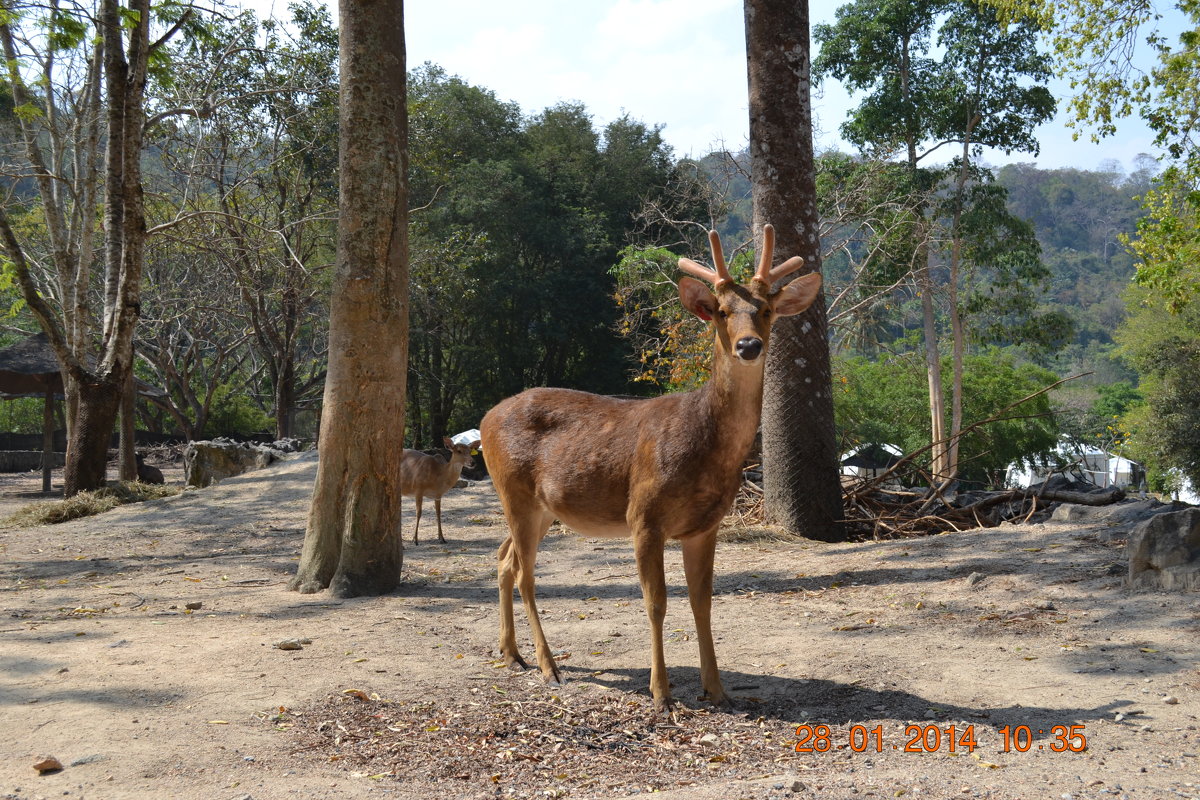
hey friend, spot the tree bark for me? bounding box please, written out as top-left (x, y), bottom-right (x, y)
top-left (745, 0), bottom-right (845, 541)
top-left (290, 0), bottom-right (408, 598)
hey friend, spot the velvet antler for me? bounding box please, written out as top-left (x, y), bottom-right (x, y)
top-left (678, 229), bottom-right (734, 288)
top-left (752, 224), bottom-right (805, 290)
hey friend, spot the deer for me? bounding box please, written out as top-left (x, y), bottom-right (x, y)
top-left (480, 224), bottom-right (821, 711)
top-left (400, 437), bottom-right (480, 544)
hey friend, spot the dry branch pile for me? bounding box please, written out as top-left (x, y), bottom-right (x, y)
top-left (728, 464), bottom-right (1125, 541)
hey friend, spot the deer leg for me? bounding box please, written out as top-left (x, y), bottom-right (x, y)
top-left (497, 536), bottom-right (527, 669)
top-left (411, 496), bottom-right (424, 544)
top-left (434, 497), bottom-right (446, 543)
top-left (510, 515), bottom-right (560, 684)
top-left (681, 531), bottom-right (728, 707)
top-left (634, 530), bottom-right (671, 711)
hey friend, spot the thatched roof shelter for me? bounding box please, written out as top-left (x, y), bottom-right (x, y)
top-left (0, 333), bottom-right (62, 492)
top-left (0, 332), bottom-right (63, 397)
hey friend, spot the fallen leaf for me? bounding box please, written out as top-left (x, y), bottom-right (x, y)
top-left (341, 689), bottom-right (370, 701)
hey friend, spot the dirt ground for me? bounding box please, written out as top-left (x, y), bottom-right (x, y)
top-left (1, 453), bottom-right (1197, 800)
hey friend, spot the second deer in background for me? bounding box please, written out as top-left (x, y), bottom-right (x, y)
top-left (400, 437), bottom-right (480, 544)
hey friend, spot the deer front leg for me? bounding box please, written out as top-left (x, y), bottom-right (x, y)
top-left (513, 524), bottom-right (561, 685)
top-left (411, 495), bottom-right (424, 544)
top-left (634, 530), bottom-right (671, 711)
top-left (682, 531), bottom-right (728, 707)
top-left (434, 497), bottom-right (446, 543)
top-left (497, 537), bottom-right (527, 669)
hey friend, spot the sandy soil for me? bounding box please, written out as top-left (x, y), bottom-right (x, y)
top-left (1, 453), bottom-right (1197, 800)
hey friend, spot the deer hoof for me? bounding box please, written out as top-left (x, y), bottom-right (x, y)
top-left (702, 691), bottom-right (732, 710)
top-left (502, 652), bottom-right (529, 671)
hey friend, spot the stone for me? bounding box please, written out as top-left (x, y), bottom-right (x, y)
top-left (183, 439), bottom-right (286, 488)
top-left (33, 756), bottom-right (62, 773)
top-left (1128, 507), bottom-right (1200, 591)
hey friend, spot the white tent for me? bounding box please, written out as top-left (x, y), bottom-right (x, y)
top-left (1006, 438), bottom-right (1143, 490)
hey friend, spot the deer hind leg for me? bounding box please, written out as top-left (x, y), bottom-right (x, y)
top-left (634, 529), bottom-right (672, 711)
top-left (681, 530), bottom-right (728, 707)
top-left (434, 497), bottom-right (446, 543)
top-left (411, 495), bottom-right (424, 544)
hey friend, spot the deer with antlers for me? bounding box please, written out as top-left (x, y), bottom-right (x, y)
top-left (480, 225), bottom-right (821, 711)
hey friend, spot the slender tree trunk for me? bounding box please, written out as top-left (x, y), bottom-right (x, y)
top-left (745, 0), bottom-right (845, 541)
top-left (276, 358), bottom-right (295, 439)
top-left (919, 252), bottom-right (946, 481)
top-left (119, 368), bottom-right (136, 481)
top-left (290, 0), bottom-right (408, 598)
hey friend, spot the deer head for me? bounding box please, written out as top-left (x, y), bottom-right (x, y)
top-left (677, 225), bottom-right (822, 363)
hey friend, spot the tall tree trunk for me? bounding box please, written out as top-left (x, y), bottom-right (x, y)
top-left (119, 368), bottom-right (136, 481)
top-left (919, 251), bottom-right (946, 481)
top-left (745, 0), bottom-right (845, 542)
top-left (290, 0), bottom-right (408, 598)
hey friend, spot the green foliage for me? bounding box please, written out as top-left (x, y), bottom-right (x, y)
top-left (404, 65), bottom-right (686, 443)
top-left (834, 351), bottom-right (1059, 486)
top-left (203, 384), bottom-right (273, 438)
top-left (1115, 284), bottom-right (1200, 486)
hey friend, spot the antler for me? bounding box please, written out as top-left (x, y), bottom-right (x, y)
top-left (678, 230), bottom-right (734, 288)
top-left (753, 224), bottom-right (805, 289)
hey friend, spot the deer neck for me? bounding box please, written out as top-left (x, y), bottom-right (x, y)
top-left (697, 340), bottom-right (766, 462)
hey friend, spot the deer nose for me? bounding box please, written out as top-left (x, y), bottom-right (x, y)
top-left (735, 336), bottom-right (763, 361)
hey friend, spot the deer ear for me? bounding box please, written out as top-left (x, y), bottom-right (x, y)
top-left (443, 437), bottom-right (454, 448)
top-left (679, 277), bottom-right (718, 321)
top-left (772, 273), bottom-right (822, 317)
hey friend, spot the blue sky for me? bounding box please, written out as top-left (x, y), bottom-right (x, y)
top-left (253, 0), bottom-right (1169, 174)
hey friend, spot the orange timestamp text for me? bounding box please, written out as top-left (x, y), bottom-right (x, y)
top-left (793, 724), bottom-right (1087, 754)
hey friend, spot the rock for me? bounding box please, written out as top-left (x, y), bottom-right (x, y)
top-left (185, 601), bottom-right (203, 611)
top-left (275, 639), bottom-right (304, 651)
top-left (965, 572), bottom-right (985, 588)
top-left (1163, 695), bottom-right (1180, 705)
top-left (1127, 507), bottom-right (1200, 591)
top-left (33, 756), bottom-right (63, 773)
top-left (183, 439), bottom-right (287, 488)
top-left (1052, 498), bottom-right (1188, 541)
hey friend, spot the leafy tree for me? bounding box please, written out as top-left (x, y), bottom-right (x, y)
top-left (152, 2), bottom-right (338, 439)
top-left (404, 68), bottom-right (684, 443)
top-left (814, 0), bottom-right (1055, 483)
top-left (1116, 285), bottom-right (1200, 487)
top-left (0, 0), bottom-right (206, 492)
top-left (834, 350), bottom-right (1059, 486)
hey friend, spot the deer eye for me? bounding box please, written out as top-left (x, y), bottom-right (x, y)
top-left (716, 309), bottom-right (729, 319)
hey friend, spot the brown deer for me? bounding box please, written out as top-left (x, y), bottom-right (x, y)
top-left (480, 225), bottom-right (821, 711)
top-left (400, 437), bottom-right (480, 544)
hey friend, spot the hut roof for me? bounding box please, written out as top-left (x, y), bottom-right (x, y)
top-left (0, 333), bottom-right (62, 396)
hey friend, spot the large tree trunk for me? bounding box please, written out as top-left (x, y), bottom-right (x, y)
top-left (65, 377), bottom-right (122, 494)
top-left (290, 0), bottom-right (408, 598)
top-left (745, 0), bottom-right (845, 541)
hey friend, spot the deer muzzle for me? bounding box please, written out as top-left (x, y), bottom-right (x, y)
top-left (735, 336), bottom-right (764, 362)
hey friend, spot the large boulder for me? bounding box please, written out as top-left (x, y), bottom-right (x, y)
top-left (1128, 506), bottom-right (1200, 591)
top-left (183, 439), bottom-right (286, 488)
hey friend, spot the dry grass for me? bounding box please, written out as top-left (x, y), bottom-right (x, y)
top-left (3, 481), bottom-right (180, 526)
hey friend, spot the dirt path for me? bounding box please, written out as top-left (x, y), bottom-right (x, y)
top-left (1, 454), bottom-right (1197, 800)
